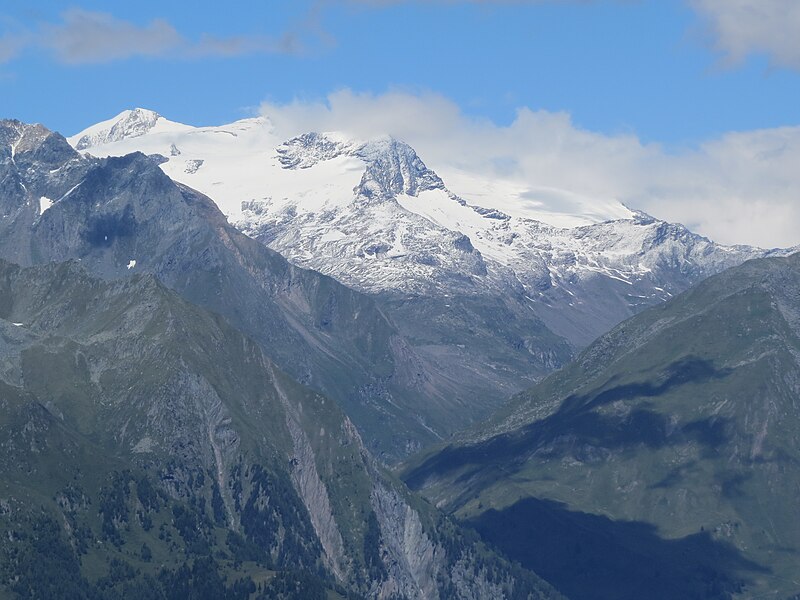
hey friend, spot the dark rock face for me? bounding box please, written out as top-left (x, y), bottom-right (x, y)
top-left (0, 121), bottom-right (92, 266)
top-left (277, 133), bottom-right (445, 198)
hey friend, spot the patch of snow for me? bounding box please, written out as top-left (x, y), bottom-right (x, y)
top-left (127, 260), bottom-right (136, 269)
top-left (58, 181), bottom-right (83, 201)
top-left (436, 167), bottom-right (634, 227)
top-left (132, 436), bottom-right (154, 453)
top-left (39, 196), bottom-right (53, 214)
top-left (320, 229), bottom-right (347, 242)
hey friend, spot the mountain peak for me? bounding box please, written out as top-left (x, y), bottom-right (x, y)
top-left (1, 119), bottom-right (78, 175)
top-left (274, 131), bottom-right (444, 198)
top-left (355, 135), bottom-right (445, 199)
top-left (124, 106), bottom-right (161, 120)
top-left (70, 107), bottom-right (173, 150)
top-left (1, 119), bottom-right (47, 153)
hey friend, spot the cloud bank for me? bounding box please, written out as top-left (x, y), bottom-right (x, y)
top-left (261, 90), bottom-right (800, 248)
top-left (691, 0), bottom-right (800, 69)
top-left (0, 9), bottom-right (302, 64)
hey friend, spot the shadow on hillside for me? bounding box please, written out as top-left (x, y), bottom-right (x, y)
top-left (405, 356), bottom-right (732, 490)
top-left (468, 497), bottom-right (767, 600)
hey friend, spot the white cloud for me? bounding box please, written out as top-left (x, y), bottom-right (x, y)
top-left (260, 89), bottom-right (800, 248)
top-left (690, 0), bottom-right (800, 68)
top-left (0, 33), bottom-right (25, 63)
top-left (0, 9), bottom-right (303, 65)
top-left (42, 9), bottom-right (183, 64)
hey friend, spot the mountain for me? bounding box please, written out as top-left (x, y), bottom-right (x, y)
top-left (404, 252), bottom-right (800, 600)
top-left (1, 118), bottom-right (567, 462)
top-left (0, 257), bottom-right (561, 599)
top-left (67, 108), bottom-right (796, 460)
top-left (70, 109), bottom-right (793, 351)
top-left (71, 108), bottom-right (184, 150)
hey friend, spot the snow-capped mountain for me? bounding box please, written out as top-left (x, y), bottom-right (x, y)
top-left (71, 108), bottom-right (191, 150)
top-left (0, 119), bottom-right (563, 599)
top-left (70, 109), bottom-right (792, 349)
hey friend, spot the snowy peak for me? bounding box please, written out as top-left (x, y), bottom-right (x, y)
top-left (276, 131), bottom-right (445, 199)
top-left (355, 136), bottom-right (445, 199)
top-left (70, 108), bottom-right (170, 150)
top-left (66, 109), bottom-right (634, 227)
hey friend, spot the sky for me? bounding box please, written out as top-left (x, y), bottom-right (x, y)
top-left (2, 0), bottom-right (799, 248)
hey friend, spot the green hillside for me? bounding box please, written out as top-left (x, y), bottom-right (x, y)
top-left (405, 253), bottom-right (800, 599)
top-left (0, 259), bottom-right (559, 599)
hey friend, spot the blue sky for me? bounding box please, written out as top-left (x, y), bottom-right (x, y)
top-left (2, 0), bottom-right (798, 143)
top-left (2, 0), bottom-right (800, 247)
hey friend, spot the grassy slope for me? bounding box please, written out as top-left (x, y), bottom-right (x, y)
top-left (404, 254), bottom-right (800, 599)
top-left (0, 259), bottom-right (561, 600)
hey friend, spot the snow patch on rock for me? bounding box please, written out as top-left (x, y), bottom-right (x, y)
top-left (39, 196), bottom-right (53, 214)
